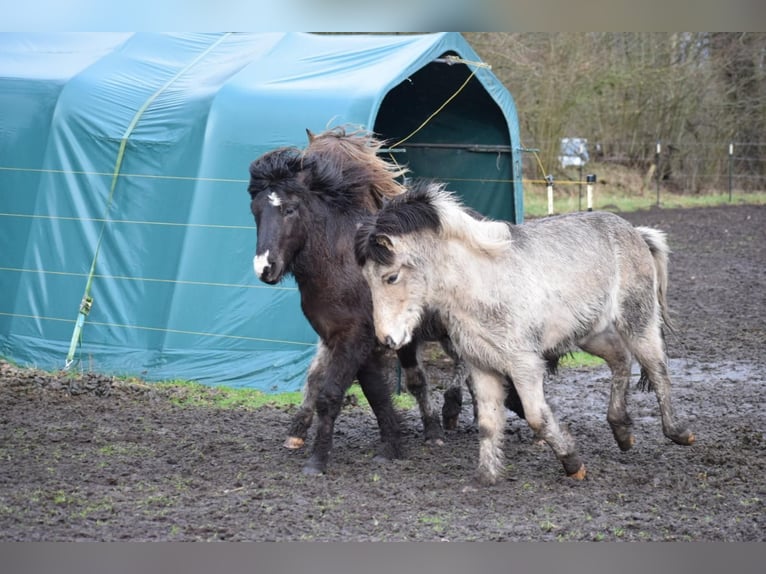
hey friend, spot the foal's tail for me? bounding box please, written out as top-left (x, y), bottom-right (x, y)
top-left (637, 226), bottom-right (674, 332)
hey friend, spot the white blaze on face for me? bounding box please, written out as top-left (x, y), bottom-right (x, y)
top-left (253, 250), bottom-right (270, 278)
top-left (267, 192), bottom-right (281, 207)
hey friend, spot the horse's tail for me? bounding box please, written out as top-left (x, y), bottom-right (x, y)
top-left (636, 226), bottom-right (674, 332)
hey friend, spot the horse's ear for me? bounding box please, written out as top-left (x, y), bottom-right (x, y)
top-left (374, 233), bottom-right (394, 251)
top-left (306, 129), bottom-right (316, 144)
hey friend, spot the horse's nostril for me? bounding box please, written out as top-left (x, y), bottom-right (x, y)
top-left (384, 335), bottom-right (396, 349)
top-left (253, 251), bottom-right (271, 278)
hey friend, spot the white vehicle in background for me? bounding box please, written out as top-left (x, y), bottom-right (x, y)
top-left (559, 137), bottom-right (589, 168)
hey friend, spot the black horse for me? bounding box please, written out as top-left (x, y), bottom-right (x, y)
top-left (248, 128), bottom-right (447, 474)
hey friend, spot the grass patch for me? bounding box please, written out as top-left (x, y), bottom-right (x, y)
top-left (559, 352), bottom-right (604, 369)
top-left (523, 162), bottom-right (766, 219)
top-left (159, 379), bottom-right (416, 412)
top-left (158, 380), bottom-right (303, 410)
top-left (525, 188), bottom-right (766, 218)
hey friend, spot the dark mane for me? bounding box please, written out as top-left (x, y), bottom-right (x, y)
top-left (248, 147), bottom-right (304, 198)
top-left (248, 127), bottom-right (408, 214)
top-left (355, 181), bottom-right (443, 266)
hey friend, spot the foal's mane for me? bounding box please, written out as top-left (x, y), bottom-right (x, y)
top-left (303, 126), bottom-right (408, 210)
top-left (397, 182), bottom-right (512, 256)
top-left (356, 181), bottom-right (511, 266)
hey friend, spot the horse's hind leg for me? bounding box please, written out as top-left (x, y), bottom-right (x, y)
top-left (285, 341), bottom-right (328, 449)
top-left (396, 341), bottom-right (444, 444)
top-left (626, 325), bottom-right (695, 446)
top-left (439, 337), bottom-right (472, 430)
top-left (579, 327), bottom-right (635, 451)
top-left (509, 353), bottom-right (586, 479)
top-left (357, 346), bottom-right (404, 462)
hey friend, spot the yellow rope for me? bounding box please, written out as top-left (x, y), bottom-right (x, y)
top-left (0, 312), bottom-right (315, 347)
top-left (65, 33), bottom-right (233, 368)
top-left (0, 165), bottom-right (246, 184)
top-left (0, 212), bottom-right (253, 230)
top-left (0, 266), bottom-right (297, 291)
top-left (389, 64), bottom-right (481, 150)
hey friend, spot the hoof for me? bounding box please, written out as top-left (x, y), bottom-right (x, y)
top-left (568, 464), bottom-right (587, 480)
top-left (475, 471), bottom-right (500, 487)
top-left (283, 436), bottom-right (305, 449)
top-left (617, 435), bottom-right (636, 452)
top-left (443, 415), bottom-right (459, 431)
top-left (425, 437), bottom-right (445, 447)
top-left (669, 429), bottom-right (695, 446)
top-left (302, 463), bottom-right (325, 476)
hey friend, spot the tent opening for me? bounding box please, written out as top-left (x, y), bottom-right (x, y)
top-left (374, 52), bottom-right (519, 222)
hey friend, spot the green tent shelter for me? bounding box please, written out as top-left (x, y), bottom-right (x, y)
top-left (0, 32), bottom-right (523, 391)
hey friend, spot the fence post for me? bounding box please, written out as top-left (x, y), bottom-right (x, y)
top-left (728, 142), bottom-right (734, 202)
top-left (655, 140), bottom-right (661, 206)
top-left (586, 173), bottom-right (596, 211)
top-left (546, 175), bottom-right (554, 215)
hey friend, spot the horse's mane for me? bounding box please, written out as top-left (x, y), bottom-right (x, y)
top-left (248, 147), bottom-right (304, 198)
top-left (356, 181), bottom-right (511, 265)
top-left (402, 182), bottom-right (512, 253)
top-left (303, 126), bottom-right (408, 210)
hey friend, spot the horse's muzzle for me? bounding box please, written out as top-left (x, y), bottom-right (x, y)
top-left (383, 335), bottom-right (398, 350)
top-left (253, 252), bottom-right (283, 284)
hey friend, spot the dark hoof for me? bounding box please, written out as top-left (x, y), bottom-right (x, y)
top-left (442, 415), bottom-right (459, 431)
top-left (617, 435), bottom-right (636, 452)
top-left (373, 441), bottom-right (404, 463)
top-left (423, 422), bottom-right (446, 444)
top-left (669, 429), bottom-right (695, 446)
top-left (568, 464), bottom-right (587, 480)
top-left (302, 457), bottom-right (326, 475)
top-left (614, 432), bottom-right (636, 452)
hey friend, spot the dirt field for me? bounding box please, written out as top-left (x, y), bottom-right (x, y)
top-left (1, 203), bottom-right (763, 541)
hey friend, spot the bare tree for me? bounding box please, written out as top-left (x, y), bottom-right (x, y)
top-left (466, 32), bottom-right (766, 193)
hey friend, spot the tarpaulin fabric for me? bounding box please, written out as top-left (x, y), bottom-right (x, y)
top-left (0, 32), bottom-right (522, 391)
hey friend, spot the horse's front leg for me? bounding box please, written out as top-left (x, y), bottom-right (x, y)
top-left (285, 341), bottom-right (328, 449)
top-left (396, 341), bottom-right (444, 444)
top-left (467, 365), bottom-right (508, 486)
top-left (303, 351), bottom-right (357, 475)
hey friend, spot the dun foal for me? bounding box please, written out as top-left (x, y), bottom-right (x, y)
top-left (355, 182), bottom-right (694, 485)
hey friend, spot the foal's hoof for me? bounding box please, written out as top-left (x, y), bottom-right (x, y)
top-left (568, 464), bottom-right (587, 480)
top-left (283, 436), bottom-right (305, 449)
top-left (670, 429), bottom-right (695, 446)
top-left (474, 471), bottom-right (500, 487)
top-left (617, 435), bottom-right (636, 452)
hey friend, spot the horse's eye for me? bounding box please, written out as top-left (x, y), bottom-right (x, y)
top-left (385, 273), bottom-right (399, 285)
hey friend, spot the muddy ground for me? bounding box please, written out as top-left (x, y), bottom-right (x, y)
top-left (1, 203), bottom-right (763, 541)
